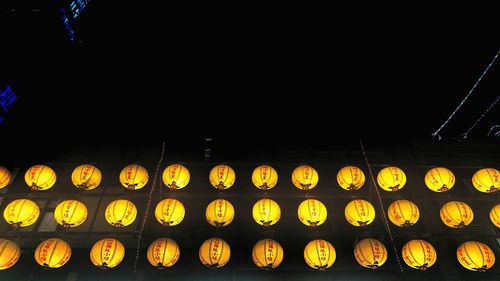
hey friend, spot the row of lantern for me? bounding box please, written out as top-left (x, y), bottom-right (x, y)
top-left (0, 237), bottom-right (496, 272)
top-left (1, 164), bottom-right (499, 193)
top-left (3, 198), bottom-right (500, 229)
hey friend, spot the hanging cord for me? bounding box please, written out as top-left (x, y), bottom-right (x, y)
top-left (359, 141), bottom-right (404, 274)
top-left (133, 141), bottom-right (166, 274)
top-left (460, 95), bottom-right (500, 140)
top-left (431, 50), bottom-right (500, 140)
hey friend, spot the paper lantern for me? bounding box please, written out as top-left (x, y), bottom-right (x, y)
top-left (54, 200), bottom-right (88, 228)
top-left (162, 164), bottom-right (190, 190)
top-left (292, 165), bottom-right (319, 190)
top-left (457, 241), bottom-right (495, 272)
top-left (252, 239), bottom-right (284, 270)
top-left (209, 165), bottom-right (235, 190)
top-left (472, 168), bottom-right (500, 193)
top-left (377, 166), bottom-right (406, 192)
top-left (105, 199), bottom-right (137, 227)
top-left (440, 201), bottom-right (474, 228)
top-left (34, 238), bottom-right (71, 268)
top-left (24, 164), bottom-right (56, 190)
top-left (205, 199), bottom-right (234, 227)
top-left (490, 204), bottom-right (500, 228)
top-left (337, 166), bottom-right (365, 191)
top-left (90, 238), bottom-right (125, 269)
top-left (304, 239), bottom-right (336, 270)
top-left (0, 166), bottom-right (11, 189)
top-left (298, 199), bottom-right (327, 227)
top-left (252, 198), bottom-right (281, 227)
top-left (387, 200), bottom-right (419, 227)
top-left (155, 198), bottom-right (185, 226)
top-left (354, 238), bottom-right (387, 269)
top-left (3, 199), bottom-right (40, 227)
top-left (71, 164), bottom-right (102, 190)
top-left (252, 165), bottom-right (278, 190)
top-left (0, 239), bottom-right (20, 270)
top-left (147, 238), bottom-right (180, 269)
top-left (402, 240), bottom-right (437, 270)
top-left (119, 164), bottom-right (149, 190)
top-left (424, 167), bottom-right (455, 192)
top-left (199, 238), bottom-right (230, 268)
top-left (344, 199), bottom-right (375, 227)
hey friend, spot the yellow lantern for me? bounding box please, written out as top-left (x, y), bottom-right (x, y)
top-left (34, 238), bottom-right (71, 268)
top-left (472, 168), bottom-right (500, 193)
top-left (199, 238), bottom-right (230, 268)
top-left (292, 165), bottom-right (319, 190)
top-left (457, 241), bottom-right (495, 272)
top-left (298, 199), bottom-right (327, 227)
top-left (105, 199), bottom-right (137, 227)
top-left (440, 201), bottom-right (474, 228)
top-left (252, 165), bottom-right (278, 190)
top-left (344, 199), bottom-right (375, 227)
top-left (387, 200), bottom-right (419, 227)
top-left (119, 164), bottom-right (149, 190)
top-left (71, 164), bottom-right (102, 190)
top-left (147, 238), bottom-right (180, 269)
top-left (354, 238), bottom-right (387, 269)
top-left (377, 166), bottom-right (406, 192)
top-left (155, 198), bottom-right (185, 226)
top-left (337, 166), bottom-right (365, 191)
top-left (90, 238), bottom-right (125, 269)
top-left (25, 164), bottom-right (56, 190)
top-left (304, 239), bottom-right (336, 270)
top-left (490, 204), bottom-right (500, 228)
top-left (162, 164), bottom-right (190, 190)
top-left (3, 199), bottom-right (40, 227)
top-left (252, 198), bottom-right (281, 227)
top-left (0, 239), bottom-right (20, 270)
top-left (252, 239), bottom-right (284, 270)
top-left (209, 165), bottom-right (235, 190)
top-left (205, 199), bottom-right (234, 227)
top-left (0, 166), bottom-right (11, 189)
top-left (54, 200), bottom-right (88, 228)
top-left (402, 239), bottom-right (437, 270)
top-left (424, 167), bottom-right (455, 192)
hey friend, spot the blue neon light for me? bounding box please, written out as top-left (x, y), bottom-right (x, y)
top-left (69, 0), bottom-right (92, 19)
top-left (59, 8), bottom-right (76, 42)
top-left (0, 85), bottom-right (17, 123)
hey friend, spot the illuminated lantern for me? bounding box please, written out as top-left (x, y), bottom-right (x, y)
top-left (199, 238), bottom-right (230, 268)
top-left (252, 198), bottom-right (281, 226)
top-left (71, 164), bottom-right (102, 190)
top-left (24, 164), bottom-right (56, 190)
top-left (205, 199), bottom-right (234, 227)
top-left (344, 199), bottom-right (375, 227)
top-left (440, 201), bottom-right (474, 228)
top-left (472, 168), bottom-right (500, 193)
top-left (354, 238), bottom-right (387, 269)
top-left (252, 239), bottom-right (284, 270)
top-left (424, 167), bottom-right (455, 192)
top-left (489, 204), bottom-right (500, 228)
top-left (162, 164), bottom-right (190, 190)
top-left (252, 165), bottom-right (278, 190)
top-left (292, 165), bottom-right (319, 190)
top-left (457, 241), bottom-right (495, 272)
top-left (377, 166), bottom-right (406, 192)
top-left (54, 200), bottom-right (88, 228)
top-left (298, 199), bottom-right (327, 227)
top-left (0, 166), bottom-right (11, 189)
top-left (209, 165), bottom-right (235, 190)
top-left (90, 238), bottom-right (125, 269)
top-left (119, 164), bottom-right (149, 190)
top-left (155, 198), bottom-right (185, 226)
top-left (34, 238), bottom-right (71, 268)
top-left (337, 166), bottom-right (365, 191)
top-left (304, 239), bottom-right (336, 270)
top-left (3, 199), bottom-right (40, 227)
top-left (0, 239), bottom-right (20, 270)
top-left (105, 199), bottom-right (137, 227)
top-left (402, 240), bottom-right (437, 270)
top-left (147, 238), bottom-right (180, 269)
top-left (387, 200), bottom-right (419, 227)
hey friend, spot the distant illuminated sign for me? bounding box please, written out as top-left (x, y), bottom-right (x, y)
top-left (0, 85), bottom-right (17, 123)
top-left (69, 0), bottom-right (92, 19)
